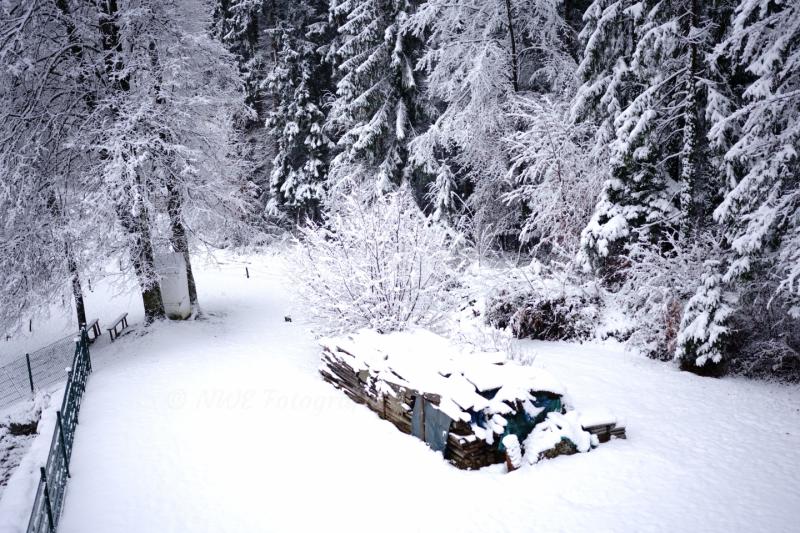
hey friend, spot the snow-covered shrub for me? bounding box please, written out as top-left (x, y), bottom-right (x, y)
top-left (622, 233), bottom-right (799, 381)
top-left (618, 234), bottom-right (721, 361)
top-left (486, 290), bottom-right (527, 331)
top-left (510, 295), bottom-right (599, 341)
top-left (293, 186), bottom-right (465, 333)
top-left (503, 95), bottom-right (602, 254)
top-left (729, 340), bottom-right (800, 383)
top-left (485, 260), bottom-right (600, 342)
top-left (725, 284), bottom-right (800, 383)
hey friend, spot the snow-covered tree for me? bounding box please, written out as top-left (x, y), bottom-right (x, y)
top-left (407, 0), bottom-right (575, 240)
top-left (674, 0), bottom-right (799, 373)
top-left (211, 0), bottom-right (270, 115)
top-left (326, 0), bottom-right (424, 193)
top-left (1, 0), bottom-right (250, 324)
top-left (503, 95), bottom-right (600, 254)
top-left (266, 0), bottom-right (333, 222)
top-left (211, 0), bottom-right (275, 225)
top-left (576, 0), bottom-right (726, 270)
top-left (675, 261), bottom-right (733, 372)
top-left (570, 0), bottom-right (639, 153)
top-left (0, 0), bottom-right (97, 329)
top-left (143, 1), bottom-right (252, 312)
top-left (709, 0), bottom-right (800, 313)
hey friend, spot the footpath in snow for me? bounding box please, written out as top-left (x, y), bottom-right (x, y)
top-left (4, 253), bottom-right (797, 533)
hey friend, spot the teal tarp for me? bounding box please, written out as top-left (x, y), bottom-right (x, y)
top-left (411, 397), bottom-right (452, 453)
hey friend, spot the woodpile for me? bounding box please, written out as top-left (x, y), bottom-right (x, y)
top-left (584, 422), bottom-right (627, 443)
top-left (320, 330), bottom-right (627, 470)
top-left (320, 343), bottom-right (511, 469)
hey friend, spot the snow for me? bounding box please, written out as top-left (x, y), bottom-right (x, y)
top-left (321, 328), bottom-right (565, 425)
top-left (0, 268), bottom-right (146, 367)
top-left (0, 390), bottom-right (61, 531)
top-left (0, 252), bottom-right (798, 533)
top-left (523, 411), bottom-right (594, 464)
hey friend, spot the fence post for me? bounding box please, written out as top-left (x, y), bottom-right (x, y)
top-left (56, 411), bottom-right (70, 478)
top-left (82, 328), bottom-right (92, 374)
top-left (41, 467), bottom-right (55, 533)
top-left (26, 353), bottom-right (34, 394)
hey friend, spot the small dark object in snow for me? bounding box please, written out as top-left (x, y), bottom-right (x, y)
top-left (583, 422), bottom-right (627, 443)
top-left (8, 420), bottom-right (38, 436)
top-left (284, 316), bottom-right (292, 322)
top-left (538, 438), bottom-right (579, 461)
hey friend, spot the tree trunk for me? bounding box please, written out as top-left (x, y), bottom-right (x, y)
top-left (116, 196), bottom-right (165, 323)
top-left (167, 182), bottom-right (199, 310)
top-left (54, 0), bottom-right (90, 329)
top-left (504, 0), bottom-right (519, 92)
top-left (149, 40), bottom-right (199, 313)
top-left (98, 0), bottom-right (164, 322)
top-left (679, 0), bottom-right (699, 237)
top-left (67, 247), bottom-right (87, 327)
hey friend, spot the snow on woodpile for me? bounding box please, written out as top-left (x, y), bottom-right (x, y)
top-left (319, 329), bottom-right (623, 470)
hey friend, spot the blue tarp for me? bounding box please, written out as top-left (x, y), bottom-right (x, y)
top-left (411, 397), bottom-right (452, 453)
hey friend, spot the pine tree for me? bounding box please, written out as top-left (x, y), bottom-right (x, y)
top-left (710, 0), bottom-right (800, 309)
top-left (212, 0), bottom-right (269, 115)
top-left (675, 0), bottom-right (800, 371)
top-left (675, 261), bottom-right (733, 373)
top-left (430, 162), bottom-right (457, 223)
top-left (327, 0), bottom-right (423, 193)
top-left (211, 0), bottom-right (274, 223)
top-left (576, 0), bottom-right (725, 271)
top-left (266, 0), bottom-right (333, 222)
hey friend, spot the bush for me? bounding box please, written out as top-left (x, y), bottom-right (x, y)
top-left (725, 286), bottom-right (800, 382)
top-left (618, 234), bottom-right (719, 362)
top-left (293, 186), bottom-right (465, 334)
top-left (728, 340), bottom-right (800, 382)
top-left (509, 294), bottom-right (598, 341)
top-left (485, 261), bottom-right (600, 342)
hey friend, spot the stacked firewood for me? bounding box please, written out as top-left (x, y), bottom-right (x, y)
top-left (319, 330), bottom-right (626, 471)
top-left (321, 344), bottom-right (503, 468)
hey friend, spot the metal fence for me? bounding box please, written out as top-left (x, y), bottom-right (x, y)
top-left (0, 333), bottom-right (81, 410)
top-left (26, 329), bottom-right (92, 533)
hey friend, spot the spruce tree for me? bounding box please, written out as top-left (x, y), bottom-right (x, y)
top-left (266, 0), bottom-right (333, 222)
top-left (576, 0), bottom-right (724, 270)
top-left (676, 0), bottom-right (800, 369)
top-left (212, 0), bottom-right (269, 116)
top-left (327, 0), bottom-right (423, 193)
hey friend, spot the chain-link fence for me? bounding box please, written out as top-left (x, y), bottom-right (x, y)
top-left (26, 330), bottom-right (92, 533)
top-left (0, 333), bottom-right (79, 410)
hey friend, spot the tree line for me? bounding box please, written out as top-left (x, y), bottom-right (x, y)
top-left (1, 0), bottom-right (797, 379)
top-left (214, 0), bottom-right (798, 378)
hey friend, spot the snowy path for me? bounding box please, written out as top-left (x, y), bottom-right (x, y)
top-left (53, 254), bottom-right (799, 533)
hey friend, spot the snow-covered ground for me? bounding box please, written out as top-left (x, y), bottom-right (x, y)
top-left (0, 267), bottom-right (145, 367)
top-left (1, 252), bottom-right (798, 533)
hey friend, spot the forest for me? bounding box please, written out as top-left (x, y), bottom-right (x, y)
top-left (1, 0), bottom-right (798, 381)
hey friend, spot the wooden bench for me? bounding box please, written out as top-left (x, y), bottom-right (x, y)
top-left (107, 313), bottom-right (129, 342)
top-left (83, 318), bottom-right (101, 343)
top-left (583, 422), bottom-right (626, 443)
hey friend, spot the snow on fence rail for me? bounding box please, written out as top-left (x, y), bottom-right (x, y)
top-left (0, 334), bottom-right (81, 410)
top-left (26, 329), bottom-right (92, 533)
